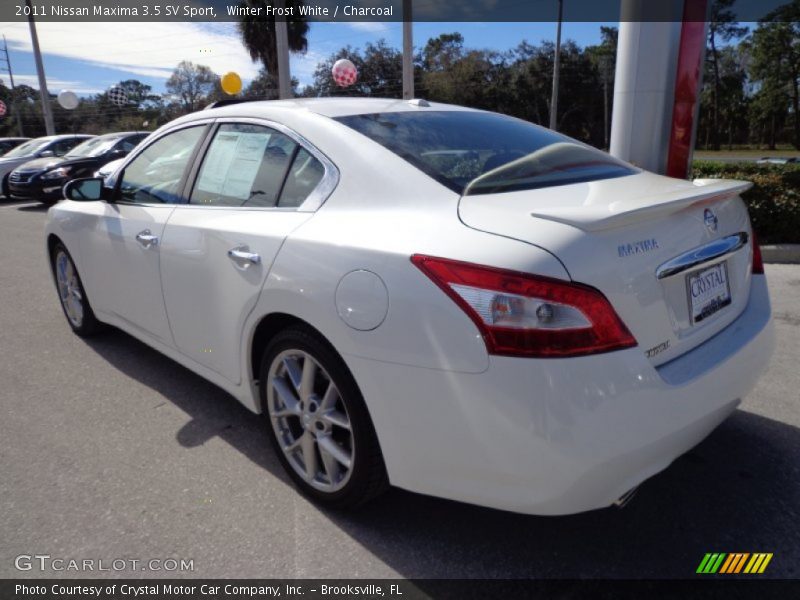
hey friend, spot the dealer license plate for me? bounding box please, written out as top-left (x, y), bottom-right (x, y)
top-left (687, 262), bottom-right (731, 324)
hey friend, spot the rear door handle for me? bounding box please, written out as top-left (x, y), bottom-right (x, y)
top-left (136, 229), bottom-right (159, 249)
top-left (228, 246), bottom-right (261, 268)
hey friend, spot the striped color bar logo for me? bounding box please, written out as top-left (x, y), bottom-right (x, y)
top-left (696, 553), bottom-right (773, 574)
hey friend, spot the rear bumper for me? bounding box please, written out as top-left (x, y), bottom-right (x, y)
top-left (347, 276), bottom-right (774, 515)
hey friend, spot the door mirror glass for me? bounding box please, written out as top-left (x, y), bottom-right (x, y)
top-left (64, 177), bottom-right (104, 201)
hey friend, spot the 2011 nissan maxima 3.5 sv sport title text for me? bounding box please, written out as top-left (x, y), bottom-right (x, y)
top-left (45, 98), bottom-right (774, 515)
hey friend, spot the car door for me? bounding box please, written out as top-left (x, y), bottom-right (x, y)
top-left (78, 124), bottom-right (209, 343)
top-left (159, 120), bottom-right (336, 384)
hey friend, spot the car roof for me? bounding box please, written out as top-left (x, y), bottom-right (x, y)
top-left (92, 131), bottom-right (145, 140)
top-left (197, 97), bottom-right (476, 120)
top-left (26, 134), bottom-right (95, 142)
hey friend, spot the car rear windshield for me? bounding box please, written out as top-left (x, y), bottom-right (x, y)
top-left (334, 111), bottom-right (637, 195)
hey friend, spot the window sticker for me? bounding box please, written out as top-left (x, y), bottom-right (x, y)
top-left (198, 131), bottom-right (271, 200)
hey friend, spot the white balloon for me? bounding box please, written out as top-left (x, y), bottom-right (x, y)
top-left (58, 89), bottom-right (79, 110)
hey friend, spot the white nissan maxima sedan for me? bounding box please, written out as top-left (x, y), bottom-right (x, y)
top-left (45, 98), bottom-right (773, 515)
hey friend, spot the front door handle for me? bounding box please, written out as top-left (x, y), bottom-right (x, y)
top-left (136, 229), bottom-right (159, 249)
top-left (228, 246), bottom-right (261, 269)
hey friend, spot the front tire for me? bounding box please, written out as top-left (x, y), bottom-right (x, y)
top-left (259, 325), bottom-right (388, 508)
top-left (51, 243), bottom-right (102, 337)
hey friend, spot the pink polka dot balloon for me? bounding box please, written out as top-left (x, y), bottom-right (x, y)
top-left (332, 58), bottom-right (358, 87)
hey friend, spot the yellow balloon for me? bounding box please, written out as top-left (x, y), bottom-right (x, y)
top-left (221, 72), bottom-right (242, 95)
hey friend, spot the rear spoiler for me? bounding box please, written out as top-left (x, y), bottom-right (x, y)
top-left (529, 179), bottom-right (752, 232)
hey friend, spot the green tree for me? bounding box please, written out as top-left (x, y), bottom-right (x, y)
top-left (237, 0), bottom-right (309, 93)
top-left (586, 26), bottom-right (618, 148)
top-left (750, 2), bottom-right (800, 149)
top-left (307, 41), bottom-right (403, 97)
top-left (244, 68), bottom-right (299, 99)
top-left (165, 61), bottom-right (217, 113)
top-left (707, 0), bottom-right (749, 150)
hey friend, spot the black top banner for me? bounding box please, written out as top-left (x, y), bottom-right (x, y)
top-left (0, 0), bottom-right (798, 23)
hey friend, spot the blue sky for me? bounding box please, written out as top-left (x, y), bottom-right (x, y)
top-left (0, 21), bottom-right (611, 97)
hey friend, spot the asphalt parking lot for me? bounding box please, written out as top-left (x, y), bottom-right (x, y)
top-left (0, 199), bottom-right (798, 581)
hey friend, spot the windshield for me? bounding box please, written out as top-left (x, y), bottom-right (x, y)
top-left (335, 111), bottom-right (637, 195)
top-left (66, 137), bottom-right (119, 158)
top-left (3, 139), bottom-right (52, 158)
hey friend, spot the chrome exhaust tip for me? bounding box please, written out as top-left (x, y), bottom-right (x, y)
top-left (613, 485), bottom-right (639, 509)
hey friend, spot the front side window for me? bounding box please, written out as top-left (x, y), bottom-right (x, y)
top-left (190, 123), bottom-right (302, 208)
top-left (53, 137), bottom-right (87, 156)
top-left (118, 126), bottom-right (205, 204)
top-left (335, 111), bottom-right (637, 195)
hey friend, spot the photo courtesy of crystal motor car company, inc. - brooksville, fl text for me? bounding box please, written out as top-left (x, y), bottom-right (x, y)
top-left (0, 0), bottom-right (799, 598)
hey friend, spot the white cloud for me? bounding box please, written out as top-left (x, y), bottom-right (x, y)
top-left (291, 50), bottom-right (327, 88)
top-left (0, 73), bottom-right (102, 94)
top-left (2, 21), bottom-right (262, 89)
top-left (347, 22), bottom-right (389, 33)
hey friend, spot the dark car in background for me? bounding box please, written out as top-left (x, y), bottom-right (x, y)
top-left (1, 135), bottom-right (94, 197)
top-left (0, 137), bottom-right (30, 157)
top-left (7, 132), bottom-right (148, 204)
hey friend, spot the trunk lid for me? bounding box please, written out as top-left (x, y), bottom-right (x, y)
top-left (458, 171), bottom-right (756, 365)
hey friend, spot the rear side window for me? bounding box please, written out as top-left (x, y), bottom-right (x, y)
top-left (191, 123), bottom-right (297, 208)
top-left (335, 111), bottom-right (636, 195)
top-left (190, 123), bottom-right (326, 209)
top-left (278, 148), bottom-right (325, 207)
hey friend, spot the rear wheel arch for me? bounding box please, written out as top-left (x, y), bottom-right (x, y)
top-left (250, 313), bottom-right (305, 388)
top-left (249, 313), bottom-right (350, 394)
top-left (257, 321), bottom-right (389, 507)
top-left (47, 234), bottom-right (63, 263)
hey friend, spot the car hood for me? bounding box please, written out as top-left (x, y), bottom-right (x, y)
top-left (13, 157), bottom-right (67, 172)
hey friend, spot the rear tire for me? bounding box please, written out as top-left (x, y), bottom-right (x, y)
top-left (259, 325), bottom-right (388, 509)
top-left (51, 242), bottom-right (103, 337)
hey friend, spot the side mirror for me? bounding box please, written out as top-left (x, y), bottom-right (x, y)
top-left (63, 177), bottom-right (104, 201)
top-left (39, 150), bottom-right (54, 158)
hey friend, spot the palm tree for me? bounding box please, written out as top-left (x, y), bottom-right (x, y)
top-left (237, 0), bottom-right (310, 84)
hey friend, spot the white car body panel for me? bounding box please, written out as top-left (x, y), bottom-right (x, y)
top-left (348, 277), bottom-right (772, 515)
top-left (160, 207), bottom-right (313, 384)
top-left (75, 202), bottom-right (175, 342)
top-left (44, 98), bottom-right (774, 514)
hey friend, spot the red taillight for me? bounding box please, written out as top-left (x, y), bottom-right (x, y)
top-left (411, 255), bottom-right (637, 358)
top-left (751, 231), bottom-right (764, 274)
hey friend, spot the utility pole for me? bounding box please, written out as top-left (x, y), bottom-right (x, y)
top-left (27, 0), bottom-right (55, 135)
top-left (1, 35), bottom-right (24, 136)
top-left (402, 0), bottom-right (414, 100)
top-left (274, 0), bottom-right (292, 99)
top-left (602, 55), bottom-right (610, 148)
top-left (549, 0), bottom-right (563, 130)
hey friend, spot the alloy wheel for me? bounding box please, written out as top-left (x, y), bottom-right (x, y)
top-left (266, 349), bottom-right (354, 492)
top-left (55, 250), bottom-right (84, 328)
